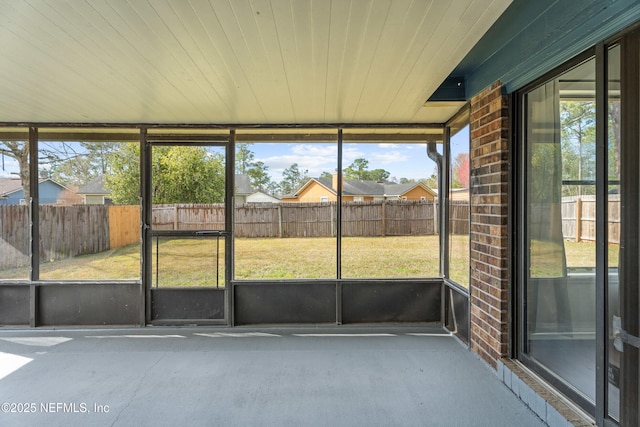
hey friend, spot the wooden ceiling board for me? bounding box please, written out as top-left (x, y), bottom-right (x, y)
top-left (0, 0), bottom-right (511, 124)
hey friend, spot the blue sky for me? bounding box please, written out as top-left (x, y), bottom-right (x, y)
top-left (248, 142), bottom-right (436, 182)
top-left (0, 152), bottom-right (19, 178)
top-left (0, 127), bottom-right (469, 182)
top-left (246, 126), bottom-right (469, 183)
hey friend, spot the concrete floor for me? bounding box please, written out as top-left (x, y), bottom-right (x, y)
top-left (0, 325), bottom-right (546, 427)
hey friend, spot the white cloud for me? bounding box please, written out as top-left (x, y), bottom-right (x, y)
top-left (256, 144), bottom-right (337, 178)
top-left (369, 150), bottom-right (410, 165)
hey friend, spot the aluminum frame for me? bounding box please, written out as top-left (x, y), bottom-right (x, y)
top-left (1, 121), bottom-right (459, 329)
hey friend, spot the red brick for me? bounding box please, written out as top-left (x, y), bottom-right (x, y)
top-left (469, 81), bottom-right (510, 366)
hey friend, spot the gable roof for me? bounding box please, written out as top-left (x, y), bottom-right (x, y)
top-left (77, 175), bottom-right (109, 195)
top-left (235, 174), bottom-right (254, 195)
top-left (291, 178), bottom-right (435, 198)
top-left (0, 177), bottom-right (23, 196)
top-left (0, 177), bottom-right (70, 197)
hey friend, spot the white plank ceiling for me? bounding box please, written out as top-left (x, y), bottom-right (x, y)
top-left (0, 0), bottom-right (511, 124)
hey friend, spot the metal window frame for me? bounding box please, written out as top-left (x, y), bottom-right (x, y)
top-left (3, 121), bottom-right (459, 329)
top-left (515, 47), bottom-right (600, 417)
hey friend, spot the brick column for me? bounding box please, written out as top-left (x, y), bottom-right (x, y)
top-left (469, 81), bottom-right (510, 369)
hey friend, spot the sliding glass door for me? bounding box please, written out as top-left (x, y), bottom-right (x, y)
top-left (518, 32), bottom-right (640, 424)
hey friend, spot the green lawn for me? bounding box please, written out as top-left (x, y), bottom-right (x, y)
top-left (530, 239), bottom-right (619, 277)
top-left (0, 236), bottom-right (612, 287)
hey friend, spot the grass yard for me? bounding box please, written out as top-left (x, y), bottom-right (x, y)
top-left (530, 239), bottom-right (619, 277)
top-left (0, 244), bottom-right (142, 281)
top-left (234, 235), bottom-right (443, 280)
top-left (0, 236), bottom-right (613, 287)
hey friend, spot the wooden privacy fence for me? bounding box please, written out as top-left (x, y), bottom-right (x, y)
top-left (0, 205), bottom-right (29, 269)
top-left (561, 195), bottom-right (620, 244)
top-left (1, 201), bottom-right (470, 269)
top-left (0, 205), bottom-right (140, 270)
top-left (157, 201), bottom-right (443, 238)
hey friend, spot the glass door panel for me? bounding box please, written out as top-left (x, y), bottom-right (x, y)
top-left (524, 57), bottom-right (597, 404)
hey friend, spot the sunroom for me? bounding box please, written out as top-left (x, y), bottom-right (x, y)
top-left (1, 1), bottom-right (640, 426)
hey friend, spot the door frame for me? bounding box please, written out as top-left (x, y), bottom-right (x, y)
top-left (618, 27), bottom-right (640, 427)
top-left (141, 129), bottom-right (233, 325)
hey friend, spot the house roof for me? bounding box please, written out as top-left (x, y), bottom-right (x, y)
top-left (0, 177), bottom-right (69, 197)
top-left (235, 174), bottom-right (254, 195)
top-left (0, 177), bottom-right (22, 196)
top-left (296, 178), bottom-right (434, 198)
top-left (0, 0), bottom-right (511, 124)
top-left (77, 175), bottom-right (109, 195)
top-left (247, 191), bottom-right (281, 202)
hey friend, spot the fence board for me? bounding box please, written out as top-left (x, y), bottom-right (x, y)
top-left (39, 205), bottom-right (109, 263)
top-left (0, 205), bottom-right (29, 269)
top-left (561, 196), bottom-right (620, 244)
top-left (234, 203), bottom-right (280, 237)
top-left (342, 202), bottom-right (381, 237)
top-left (450, 201), bottom-right (469, 235)
top-left (109, 205), bottom-right (140, 248)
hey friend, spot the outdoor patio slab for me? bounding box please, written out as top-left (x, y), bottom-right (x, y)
top-left (0, 325), bottom-right (546, 427)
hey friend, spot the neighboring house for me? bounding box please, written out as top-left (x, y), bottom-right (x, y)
top-left (234, 174), bottom-right (254, 205)
top-left (450, 188), bottom-right (469, 202)
top-left (77, 175), bottom-right (111, 205)
top-left (246, 191), bottom-right (280, 204)
top-left (0, 177), bottom-right (72, 205)
top-left (281, 174), bottom-right (436, 203)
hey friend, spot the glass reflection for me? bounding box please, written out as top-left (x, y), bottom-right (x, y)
top-left (525, 58), bottom-right (596, 402)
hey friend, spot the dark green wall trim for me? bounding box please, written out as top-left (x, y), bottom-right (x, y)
top-left (459, 0), bottom-right (640, 96)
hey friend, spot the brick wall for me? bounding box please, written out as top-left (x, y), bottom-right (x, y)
top-left (469, 81), bottom-right (510, 368)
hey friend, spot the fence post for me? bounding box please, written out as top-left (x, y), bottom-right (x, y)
top-left (434, 201), bottom-right (438, 235)
top-left (381, 200), bottom-right (386, 237)
top-left (575, 198), bottom-right (582, 242)
top-left (277, 204), bottom-right (283, 238)
top-left (173, 205), bottom-right (179, 230)
top-left (330, 203), bottom-right (334, 237)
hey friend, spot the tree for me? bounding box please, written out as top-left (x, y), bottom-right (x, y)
top-left (344, 158), bottom-right (390, 182)
top-left (319, 171), bottom-right (333, 179)
top-left (344, 158), bottom-right (369, 180)
top-left (280, 163), bottom-right (308, 195)
top-left (560, 100), bottom-right (596, 196)
top-left (368, 168), bottom-right (390, 182)
top-left (246, 161), bottom-right (271, 192)
top-left (235, 143), bottom-right (255, 174)
top-left (421, 174), bottom-right (438, 190)
top-left (0, 140), bottom-right (30, 201)
top-left (48, 141), bottom-right (119, 188)
top-left (1, 139), bottom-right (117, 202)
top-left (106, 145), bottom-right (225, 205)
top-left (266, 181), bottom-right (281, 196)
top-left (104, 144), bottom-right (140, 205)
top-left (609, 100), bottom-right (621, 182)
top-left (154, 146), bottom-right (225, 204)
top-left (451, 152), bottom-right (470, 189)
top-left (235, 143), bottom-right (274, 192)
